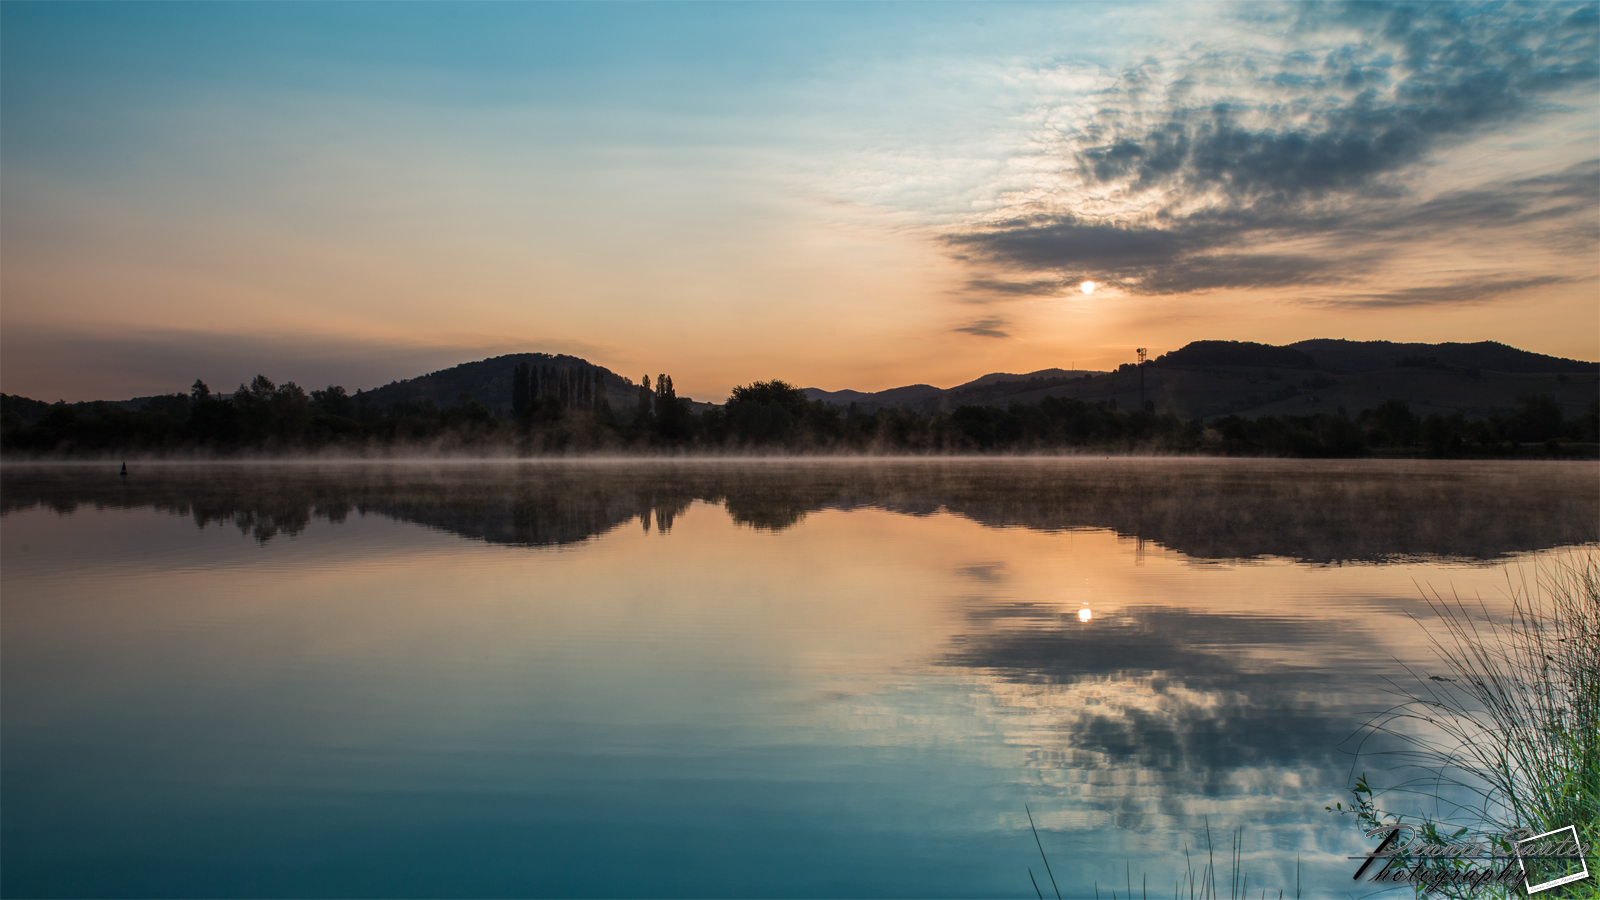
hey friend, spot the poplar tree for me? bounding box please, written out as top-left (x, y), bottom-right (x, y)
top-left (635, 375), bottom-right (654, 429)
top-left (511, 362), bottom-right (529, 417)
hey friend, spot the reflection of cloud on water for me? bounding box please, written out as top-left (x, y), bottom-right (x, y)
top-left (940, 605), bottom-right (1370, 833)
top-left (949, 604), bottom-right (1340, 679)
top-left (957, 562), bottom-right (1009, 583)
top-left (980, 675), bottom-right (1353, 825)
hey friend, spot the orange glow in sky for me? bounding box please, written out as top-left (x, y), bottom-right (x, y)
top-left (2, 4), bottom-right (1595, 402)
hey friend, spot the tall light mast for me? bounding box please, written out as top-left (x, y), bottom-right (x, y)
top-left (1136, 348), bottom-right (1148, 410)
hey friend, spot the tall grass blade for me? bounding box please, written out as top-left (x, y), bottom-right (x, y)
top-left (1027, 804), bottom-right (1062, 900)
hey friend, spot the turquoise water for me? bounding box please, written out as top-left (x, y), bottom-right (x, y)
top-left (3, 459), bottom-right (1594, 898)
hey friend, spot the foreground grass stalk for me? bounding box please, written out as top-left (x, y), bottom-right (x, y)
top-left (1336, 549), bottom-right (1600, 898)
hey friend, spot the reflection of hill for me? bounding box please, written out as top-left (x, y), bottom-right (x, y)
top-left (2, 460), bottom-right (1593, 562)
top-left (881, 461), bottom-right (1599, 563)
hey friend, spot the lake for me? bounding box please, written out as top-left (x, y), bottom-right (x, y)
top-left (3, 458), bottom-right (1595, 898)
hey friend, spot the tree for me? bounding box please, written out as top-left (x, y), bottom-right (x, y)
top-left (311, 385), bottom-right (356, 419)
top-left (512, 362), bottom-right (530, 417)
top-left (1364, 399), bottom-right (1420, 446)
top-left (269, 381), bottom-right (312, 441)
top-left (634, 375), bottom-right (655, 431)
top-left (248, 375), bottom-right (276, 402)
top-left (1513, 394), bottom-right (1563, 442)
top-left (1422, 413), bottom-right (1459, 456)
top-left (653, 374), bottom-right (694, 440)
top-left (724, 380), bottom-right (809, 444)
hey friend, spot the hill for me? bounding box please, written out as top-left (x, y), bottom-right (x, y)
top-left (802, 383), bottom-right (943, 410)
top-left (799, 340), bottom-right (1597, 422)
top-left (357, 353), bottom-right (634, 415)
top-left (1154, 341), bottom-right (1317, 369)
top-left (803, 369), bottom-right (1102, 413)
top-left (355, 353), bottom-right (716, 416)
top-left (1288, 339), bottom-right (1596, 375)
top-left (6, 339), bottom-right (1594, 428)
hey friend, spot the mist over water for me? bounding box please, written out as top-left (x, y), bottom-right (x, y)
top-left (6, 457), bottom-right (1593, 561)
top-left (3, 459), bottom-right (1595, 898)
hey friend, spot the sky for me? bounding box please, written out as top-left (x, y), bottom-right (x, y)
top-left (3, 1), bottom-right (1597, 403)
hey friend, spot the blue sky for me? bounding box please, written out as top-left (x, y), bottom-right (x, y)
top-left (4, 2), bottom-right (1596, 401)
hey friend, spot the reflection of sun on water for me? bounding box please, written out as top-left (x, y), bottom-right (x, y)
top-left (1078, 605), bottom-right (1092, 622)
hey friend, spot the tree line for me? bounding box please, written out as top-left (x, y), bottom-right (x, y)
top-left (3, 369), bottom-right (1596, 457)
top-left (511, 362), bottom-right (609, 421)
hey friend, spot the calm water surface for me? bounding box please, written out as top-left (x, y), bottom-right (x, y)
top-left (3, 459), bottom-right (1595, 898)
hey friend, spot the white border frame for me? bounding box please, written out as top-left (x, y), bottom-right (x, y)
top-left (1516, 825), bottom-right (1590, 895)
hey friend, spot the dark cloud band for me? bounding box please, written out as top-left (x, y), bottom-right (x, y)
top-left (944, 1), bottom-right (1599, 305)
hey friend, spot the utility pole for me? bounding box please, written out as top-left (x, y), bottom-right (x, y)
top-left (1136, 348), bottom-right (1148, 410)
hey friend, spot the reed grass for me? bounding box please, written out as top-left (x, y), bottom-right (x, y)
top-left (1337, 548), bottom-right (1600, 898)
top-left (1027, 812), bottom-right (1299, 900)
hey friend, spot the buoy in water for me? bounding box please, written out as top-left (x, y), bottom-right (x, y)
top-left (120, 462), bottom-right (127, 477)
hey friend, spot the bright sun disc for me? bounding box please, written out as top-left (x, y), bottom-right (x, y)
top-left (1078, 606), bottom-right (1092, 622)
top-left (1081, 281), bottom-right (1095, 294)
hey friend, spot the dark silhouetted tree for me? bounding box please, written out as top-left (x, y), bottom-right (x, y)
top-left (311, 385), bottom-right (357, 419)
top-left (725, 380), bottom-right (809, 444)
top-left (512, 362), bottom-right (530, 417)
top-left (653, 374), bottom-right (695, 440)
top-left (1363, 399), bottom-right (1420, 446)
top-left (633, 375), bottom-right (655, 430)
top-left (1513, 394), bottom-right (1564, 442)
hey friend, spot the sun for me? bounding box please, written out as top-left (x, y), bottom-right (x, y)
top-left (1080, 281), bottom-right (1095, 294)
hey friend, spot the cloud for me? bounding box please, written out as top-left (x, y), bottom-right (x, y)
top-left (951, 316), bottom-right (1011, 338)
top-left (1309, 274), bottom-right (1573, 309)
top-left (1075, 3), bottom-right (1598, 202)
top-left (1133, 253), bottom-right (1352, 293)
top-left (951, 218), bottom-right (1212, 271)
top-left (1356, 160), bottom-right (1600, 248)
top-left (943, 2), bottom-right (1599, 302)
top-left (959, 277), bottom-right (1066, 297)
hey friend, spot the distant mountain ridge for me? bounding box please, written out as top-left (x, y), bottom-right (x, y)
top-left (803, 368), bottom-right (1101, 412)
top-left (797, 339), bottom-right (1596, 421)
top-left (8, 339), bottom-right (1593, 425)
top-left (1286, 339), bottom-right (1595, 375)
top-left (1155, 342), bottom-right (1318, 370)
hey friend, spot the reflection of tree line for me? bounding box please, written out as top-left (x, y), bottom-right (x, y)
top-left (2, 461), bottom-right (1593, 561)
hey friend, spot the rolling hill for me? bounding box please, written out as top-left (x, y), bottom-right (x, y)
top-left (802, 340), bottom-right (1598, 422)
top-left (8, 339), bottom-right (1594, 426)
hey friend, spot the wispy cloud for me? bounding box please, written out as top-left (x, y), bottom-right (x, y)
top-left (944, 1), bottom-right (1600, 305)
top-left (957, 277), bottom-right (1066, 298)
top-left (1308, 274), bottom-right (1574, 309)
top-left (951, 317), bottom-right (1011, 338)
